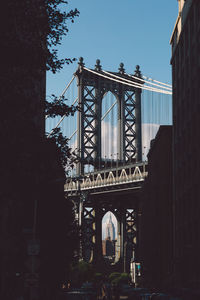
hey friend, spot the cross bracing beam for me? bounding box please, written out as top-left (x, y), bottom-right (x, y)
top-left (75, 59), bottom-right (143, 173)
top-left (67, 100), bottom-right (118, 143)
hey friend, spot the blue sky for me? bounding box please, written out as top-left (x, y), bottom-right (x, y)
top-left (46, 1), bottom-right (178, 165)
top-left (46, 1), bottom-right (178, 98)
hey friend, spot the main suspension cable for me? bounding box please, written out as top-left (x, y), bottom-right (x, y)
top-left (103, 69), bottom-right (171, 91)
top-left (102, 69), bottom-right (172, 93)
top-left (125, 73), bottom-right (172, 91)
top-left (143, 75), bottom-right (172, 88)
top-left (84, 67), bottom-right (172, 95)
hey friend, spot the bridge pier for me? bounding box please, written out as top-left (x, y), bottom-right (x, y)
top-left (67, 174), bottom-right (142, 274)
top-left (67, 59), bottom-right (145, 275)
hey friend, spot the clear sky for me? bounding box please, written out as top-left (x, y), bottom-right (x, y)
top-left (46, 0), bottom-right (178, 98)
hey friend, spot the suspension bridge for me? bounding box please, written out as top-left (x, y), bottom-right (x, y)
top-left (46, 57), bottom-right (172, 273)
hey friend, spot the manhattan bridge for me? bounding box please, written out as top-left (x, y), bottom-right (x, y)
top-left (46, 57), bottom-right (172, 274)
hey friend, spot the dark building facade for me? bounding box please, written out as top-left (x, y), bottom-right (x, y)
top-left (170, 0), bottom-right (200, 288)
top-left (102, 238), bottom-right (115, 257)
top-left (0, 2), bottom-right (70, 300)
top-left (0, 1), bottom-right (46, 298)
top-left (139, 126), bottom-right (173, 289)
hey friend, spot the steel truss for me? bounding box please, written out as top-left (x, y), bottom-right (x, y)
top-left (75, 58), bottom-right (143, 175)
top-left (65, 162), bottom-right (147, 194)
top-left (77, 192), bottom-right (138, 272)
top-left (68, 58), bottom-right (144, 273)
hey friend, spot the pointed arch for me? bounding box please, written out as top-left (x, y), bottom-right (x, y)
top-left (101, 91), bottom-right (119, 160)
top-left (101, 211), bottom-right (120, 264)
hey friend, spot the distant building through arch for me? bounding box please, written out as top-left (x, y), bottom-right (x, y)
top-left (105, 213), bottom-right (115, 240)
top-left (102, 213), bottom-right (117, 262)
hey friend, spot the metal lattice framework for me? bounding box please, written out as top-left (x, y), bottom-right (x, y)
top-left (82, 207), bottom-right (95, 262)
top-left (83, 86), bottom-right (96, 161)
top-left (75, 58), bottom-right (143, 175)
top-left (76, 194), bottom-right (139, 271)
top-left (48, 57), bottom-right (172, 274)
top-left (125, 209), bottom-right (137, 258)
top-left (124, 91), bottom-right (136, 160)
top-left (65, 162), bottom-right (147, 194)
top-left (66, 59), bottom-right (146, 273)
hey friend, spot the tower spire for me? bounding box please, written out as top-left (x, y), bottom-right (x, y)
top-left (109, 213), bottom-right (112, 223)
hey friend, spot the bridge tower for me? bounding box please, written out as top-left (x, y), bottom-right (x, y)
top-left (67, 58), bottom-right (145, 275)
top-left (75, 57), bottom-right (143, 176)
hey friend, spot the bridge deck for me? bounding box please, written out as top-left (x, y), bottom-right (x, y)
top-left (65, 162), bottom-right (148, 195)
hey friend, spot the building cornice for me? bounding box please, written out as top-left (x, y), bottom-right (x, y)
top-left (170, 0), bottom-right (193, 60)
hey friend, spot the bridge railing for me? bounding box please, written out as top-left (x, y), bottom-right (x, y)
top-left (64, 162), bottom-right (148, 193)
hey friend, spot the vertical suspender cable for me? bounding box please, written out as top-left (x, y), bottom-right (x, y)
top-left (150, 90), bottom-right (153, 143)
top-left (107, 92), bottom-right (110, 159)
top-left (108, 92), bottom-right (111, 159)
top-left (102, 83), bottom-right (105, 159)
top-left (111, 92), bottom-right (114, 158)
top-left (141, 90), bottom-right (144, 160)
top-left (161, 92), bottom-right (164, 125)
top-left (158, 92), bottom-right (161, 125)
top-left (156, 92), bottom-right (158, 125)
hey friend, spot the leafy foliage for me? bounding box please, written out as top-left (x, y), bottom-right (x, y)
top-left (93, 273), bottom-right (104, 283)
top-left (0, 0), bottom-right (80, 298)
top-left (109, 272), bottom-right (131, 286)
top-left (2, 0), bottom-right (79, 73)
top-left (45, 95), bottom-right (77, 118)
top-left (45, 95), bottom-right (80, 171)
top-left (109, 272), bottom-right (121, 283)
top-left (119, 273), bottom-right (131, 284)
top-left (45, 0), bottom-right (79, 72)
top-left (69, 261), bottom-right (95, 286)
top-left (47, 127), bottom-right (76, 171)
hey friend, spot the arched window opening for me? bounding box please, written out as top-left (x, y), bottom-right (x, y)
top-left (101, 92), bottom-right (118, 164)
top-left (101, 211), bottom-right (120, 264)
